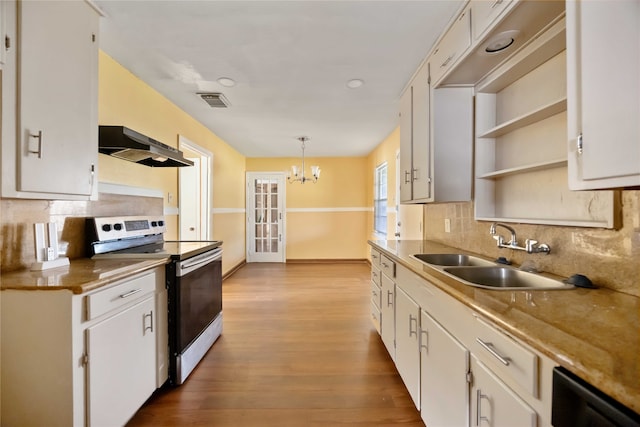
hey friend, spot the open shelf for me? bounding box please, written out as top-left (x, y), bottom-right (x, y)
top-left (478, 158), bottom-right (567, 179)
top-left (478, 98), bottom-right (567, 139)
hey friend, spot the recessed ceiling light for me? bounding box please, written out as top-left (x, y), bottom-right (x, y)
top-left (346, 79), bottom-right (364, 89)
top-left (217, 77), bottom-right (236, 87)
top-left (483, 30), bottom-right (520, 54)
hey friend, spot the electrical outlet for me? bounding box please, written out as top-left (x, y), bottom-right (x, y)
top-left (168, 192), bottom-right (174, 203)
top-left (444, 218), bottom-right (451, 233)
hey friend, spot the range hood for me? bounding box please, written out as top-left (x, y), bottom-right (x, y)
top-left (99, 126), bottom-right (194, 167)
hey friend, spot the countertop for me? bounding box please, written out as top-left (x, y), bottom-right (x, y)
top-left (0, 258), bottom-right (168, 294)
top-left (369, 239), bottom-right (640, 415)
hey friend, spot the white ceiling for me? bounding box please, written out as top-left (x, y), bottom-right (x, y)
top-left (95, 1), bottom-right (464, 158)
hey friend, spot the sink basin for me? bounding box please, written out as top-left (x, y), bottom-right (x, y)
top-left (412, 253), bottom-right (496, 267)
top-left (442, 266), bottom-right (573, 290)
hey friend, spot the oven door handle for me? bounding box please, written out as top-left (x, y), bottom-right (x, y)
top-left (178, 248), bottom-right (223, 276)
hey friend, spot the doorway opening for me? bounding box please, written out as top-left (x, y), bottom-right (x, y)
top-left (178, 135), bottom-right (213, 240)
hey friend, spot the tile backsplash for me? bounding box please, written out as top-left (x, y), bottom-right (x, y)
top-left (423, 190), bottom-right (640, 297)
top-left (0, 193), bottom-right (162, 272)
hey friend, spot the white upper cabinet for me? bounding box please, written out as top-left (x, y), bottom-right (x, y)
top-left (2, 0), bottom-right (99, 200)
top-left (400, 62), bottom-right (431, 203)
top-left (430, 5), bottom-right (471, 86)
top-left (566, 0), bottom-right (640, 190)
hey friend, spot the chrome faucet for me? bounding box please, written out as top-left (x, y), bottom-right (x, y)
top-left (489, 222), bottom-right (551, 254)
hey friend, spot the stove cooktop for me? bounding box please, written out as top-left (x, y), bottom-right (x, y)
top-left (92, 240), bottom-right (222, 261)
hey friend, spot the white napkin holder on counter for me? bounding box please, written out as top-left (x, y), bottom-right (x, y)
top-left (31, 222), bottom-right (69, 271)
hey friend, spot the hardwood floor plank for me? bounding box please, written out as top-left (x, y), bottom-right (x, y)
top-left (126, 263), bottom-right (422, 426)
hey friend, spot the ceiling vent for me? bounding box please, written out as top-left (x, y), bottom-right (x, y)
top-left (198, 92), bottom-right (230, 108)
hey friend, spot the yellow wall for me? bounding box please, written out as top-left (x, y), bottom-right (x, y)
top-left (365, 127), bottom-right (424, 253)
top-left (98, 52), bottom-right (246, 274)
top-left (246, 157), bottom-right (369, 259)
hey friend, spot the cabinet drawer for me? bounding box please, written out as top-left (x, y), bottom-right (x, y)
top-left (396, 264), bottom-right (434, 308)
top-left (371, 248), bottom-right (381, 267)
top-left (371, 302), bottom-right (381, 334)
top-left (86, 272), bottom-right (156, 320)
top-left (473, 316), bottom-right (538, 397)
top-left (471, 0), bottom-right (513, 40)
top-left (371, 265), bottom-right (381, 287)
top-left (380, 254), bottom-right (396, 279)
top-left (371, 281), bottom-right (382, 309)
top-left (431, 6), bottom-right (471, 84)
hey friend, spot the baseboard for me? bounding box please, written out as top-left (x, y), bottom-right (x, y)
top-left (286, 258), bottom-right (368, 264)
top-left (222, 260), bottom-right (246, 281)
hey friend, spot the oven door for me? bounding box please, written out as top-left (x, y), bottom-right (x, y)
top-left (169, 247), bottom-right (223, 384)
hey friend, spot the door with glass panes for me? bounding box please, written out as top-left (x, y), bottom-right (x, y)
top-left (246, 173), bottom-right (286, 262)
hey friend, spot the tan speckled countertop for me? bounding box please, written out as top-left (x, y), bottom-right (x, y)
top-left (369, 239), bottom-right (640, 415)
top-left (0, 258), bottom-right (168, 294)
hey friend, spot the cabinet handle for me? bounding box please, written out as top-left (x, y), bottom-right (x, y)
top-left (28, 130), bottom-right (43, 158)
top-left (119, 288), bottom-right (142, 299)
top-left (404, 170), bottom-right (411, 184)
top-left (412, 168), bottom-right (419, 182)
top-left (144, 310), bottom-right (154, 333)
top-left (372, 289), bottom-right (378, 298)
top-left (491, 0), bottom-right (504, 8)
top-left (576, 133), bottom-right (583, 155)
top-left (476, 389), bottom-right (490, 426)
top-left (387, 290), bottom-right (394, 307)
top-left (409, 314), bottom-right (418, 338)
top-left (441, 54), bottom-right (454, 68)
top-left (419, 328), bottom-right (429, 353)
top-left (476, 338), bottom-right (511, 366)
top-left (372, 253), bottom-right (378, 260)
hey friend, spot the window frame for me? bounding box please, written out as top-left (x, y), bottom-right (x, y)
top-left (373, 162), bottom-right (388, 236)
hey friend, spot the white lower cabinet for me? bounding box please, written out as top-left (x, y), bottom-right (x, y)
top-left (395, 286), bottom-right (421, 409)
top-left (0, 267), bottom-right (166, 427)
top-left (470, 355), bottom-right (537, 427)
top-left (420, 310), bottom-right (470, 427)
top-left (87, 295), bottom-right (157, 427)
top-left (368, 247), bottom-right (555, 427)
top-left (380, 273), bottom-right (396, 360)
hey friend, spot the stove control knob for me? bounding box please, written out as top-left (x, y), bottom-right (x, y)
top-left (151, 221), bottom-right (158, 227)
top-left (158, 220), bottom-right (164, 227)
top-left (114, 223), bottom-right (123, 231)
top-left (101, 224), bottom-right (112, 232)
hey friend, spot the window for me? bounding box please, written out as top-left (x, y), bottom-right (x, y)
top-left (374, 163), bottom-right (388, 235)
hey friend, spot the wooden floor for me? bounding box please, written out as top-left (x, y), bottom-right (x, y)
top-left (127, 263), bottom-right (423, 426)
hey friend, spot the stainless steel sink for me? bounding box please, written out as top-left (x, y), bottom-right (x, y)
top-left (442, 266), bottom-right (573, 290)
top-left (412, 253), bottom-right (496, 267)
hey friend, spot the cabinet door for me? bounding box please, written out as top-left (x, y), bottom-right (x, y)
top-left (399, 86), bottom-right (413, 203)
top-left (380, 274), bottom-right (395, 360)
top-left (395, 286), bottom-right (420, 410)
top-left (566, 0), bottom-right (640, 189)
top-left (411, 63), bottom-right (432, 201)
top-left (420, 310), bottom-right (469, 427)
top-left (470, 356), bottom-right (536, 427)
top-left (87, 296), bottom-right (156, 427)
top-left (18, 0), bottom-right (98, 196)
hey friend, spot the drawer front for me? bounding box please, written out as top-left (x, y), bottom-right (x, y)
top-left (473, 316), bottom-right (538, 397)
top-left (86, 271), bottom-right (156, 320)
top-left (395, 264), bottom-right (434, 308)
top-left (371, 248), bottom-right (381, 267)
top-left (431, 6), bottom-right (471, 84)
top-left (371, 265), bottom-right (381, 287)
top-left (371, 302), bottom-right (381, 334)
top-left (471, 0), bottom-right (513, 40)
top-left (371, 281), bottom-right (382, 310)
top-left (380, 254), bottom-right (396, 279)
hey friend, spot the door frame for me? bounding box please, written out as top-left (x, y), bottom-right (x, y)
top-left (245, 172), bottom-right (286, 263)
top-left (178, 135), bottom-right (213, 240)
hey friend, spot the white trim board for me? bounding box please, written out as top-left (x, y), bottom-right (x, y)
top-left (287, 207), bottom-right (371, 213)
top-left (98, 182), bottom-right (163, 198)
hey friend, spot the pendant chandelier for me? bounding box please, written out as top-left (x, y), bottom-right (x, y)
top-left (287, 136), bottom-right (320, 184)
